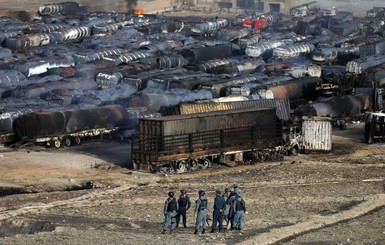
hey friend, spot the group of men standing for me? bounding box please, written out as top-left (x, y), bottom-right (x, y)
top-left (162, 184), bottom-right (247, 235)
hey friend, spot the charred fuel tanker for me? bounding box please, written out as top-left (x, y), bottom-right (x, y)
top-left (12, 105), bottom-right (129, 148)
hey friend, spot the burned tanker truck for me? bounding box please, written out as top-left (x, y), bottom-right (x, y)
top-left (12, 105), bottom-right (130, 148)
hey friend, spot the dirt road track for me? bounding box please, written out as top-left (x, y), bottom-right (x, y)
top-left (0, 184), bottom-right (136, 221)
top-left (238, 193), bottom-right (385, 245)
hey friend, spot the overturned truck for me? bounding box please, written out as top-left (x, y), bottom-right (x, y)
top-left (131, 107), bottom-right (299, 173)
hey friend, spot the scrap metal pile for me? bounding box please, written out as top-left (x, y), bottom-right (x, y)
top-left (0, 1), bottom-right (385, 146)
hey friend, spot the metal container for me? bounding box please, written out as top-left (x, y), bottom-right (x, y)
top-left (182, 44), bottom-right (232, 62)
top-left (266, 77), bottom-right (322, 100)
top-left (302, 117), bottom-right (332, 151)
top-left (139, 107), bottom-right (277, 136)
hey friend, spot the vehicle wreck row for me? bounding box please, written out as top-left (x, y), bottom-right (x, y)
top-left (0, 1), bottom-right (384, 172)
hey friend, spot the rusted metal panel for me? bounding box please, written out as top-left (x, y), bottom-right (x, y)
top-left (139, 107), bottom-right (276, 136)
top-left (302, 117), bottom-right (332, 151)
top-left (174, 98), bottom-right (291, 121)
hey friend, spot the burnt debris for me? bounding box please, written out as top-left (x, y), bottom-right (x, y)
top-left (0, 1), bottom-right (385, 170)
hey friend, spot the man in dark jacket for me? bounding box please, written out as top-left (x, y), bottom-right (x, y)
top-left (210, 189), bottom-right (226, 233)
top-left (162, 191), bottom-right (179, 234)
top-left (176, 188), bottom-right (191, 228)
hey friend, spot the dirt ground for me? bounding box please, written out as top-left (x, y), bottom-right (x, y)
top-left (0, 123), bottom-right (384, 245)
top-left (0, 1), bottom-right (385, 244)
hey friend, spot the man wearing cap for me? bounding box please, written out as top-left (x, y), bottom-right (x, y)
top-left (222, 187), bottom-right (231, 227)
top-left (210, 189), bottom-right (226, 233)
top-left (162, 191), bottom-right (179, 234)
top-left (227, 183), bottom-right (239, 229)
top-left (231, 190), bottom-right (246, 231)
top-left (176, 188), bottom-right (191, 228)
top-left (194, 190), bottom-right (209, 234)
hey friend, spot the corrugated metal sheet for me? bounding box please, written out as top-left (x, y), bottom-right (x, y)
top-left (174, 98), bottom-right (291, 121)
top-left (140, 107), bottom-right (276, 136)
top-left (302, 117), bottom-right (332, 151)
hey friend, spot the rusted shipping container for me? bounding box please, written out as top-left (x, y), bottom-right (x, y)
top-left (132, 107), bottom-right (283, 172)
top-left (302, 117), bottom-right (332, 151)
top-left (139, 107), bottom-right (277, 137)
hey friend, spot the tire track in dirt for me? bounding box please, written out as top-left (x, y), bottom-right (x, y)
top-left (237, 193), bottom-right (385, 245)
top-left (0, 184), bottom-right (137, 221)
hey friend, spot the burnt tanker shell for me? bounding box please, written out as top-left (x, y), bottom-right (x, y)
top-left (14, 105), bottom-right (129, 140)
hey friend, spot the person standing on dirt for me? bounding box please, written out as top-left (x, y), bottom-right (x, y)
top-left (194, 190), bottom-right (208, 234)
top-left (227, 183), bottom-right (239, 228)
top-left (222, 187), bottom-right (231, 227)
top-left (210, 189), bottom-right (226, 233)
top-left (176, 188), bottom-right (191, 228)
top-left (231, 190), bottom-right (246, 231)
top-left (162, 191), bottom-right (179, 234)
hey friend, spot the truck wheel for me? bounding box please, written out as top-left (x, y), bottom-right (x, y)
top-left (290, 147), bottom-right (298, 156)
top-left (189, 159), bottom-right (199, 171)
top-left (149, 164), bottom-right (159, 172)
top-left (176, 160), bottom-right (187, 173)
top-left (367, 137), bottom-right (373, 144)
top-left (54, 140), bottom-right (62, 149)
top-left (64, 138), bottom-right (71, 147)
top-left (75, 137), bottom-right (81, 145)
top-left (201, 159), bottom-right (212, 169)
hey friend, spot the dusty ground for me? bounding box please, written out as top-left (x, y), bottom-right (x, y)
top-left (0, 1), bottom-right (385, 244)
top-left (0, 123), bottom-right (384, 245)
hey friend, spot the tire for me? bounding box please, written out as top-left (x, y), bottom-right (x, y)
top-left (290, 147), bottom-right (298, 156)
top-left (54, 139), bottom-right (61, 149)
top-left (189, 159), bottom-right (199, 171)
top-left (75, 137), bottom-right (81, 145)
top-left (176, 160), bottom-right (187, 172)
top-left (149, 164), bottom-right (159, 172)
top-left (64, 138), bottom-right (71, 147)
top-left (200, 158), bottom-right (212, 169)
top-left (339, 123), bottom-right (347, 130)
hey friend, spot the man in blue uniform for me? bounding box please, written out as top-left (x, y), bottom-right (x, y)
top-left (210, 189), bottom-right (226, 233)
top-left (176, 188), bottom-right (191, 228)
top-left (222, 187), bottom-right (231, 228)
top-left (194, 190), bottom-right (208, 234)
top-left (162, 191), bottom-right (179, 234)
top-left (231, 190), bottom-right (246, 231)
top-left (227, 183), bottom-right (239, 229)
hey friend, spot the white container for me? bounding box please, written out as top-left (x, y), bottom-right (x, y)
top-left (302, 117), bottom-right (332, 151)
